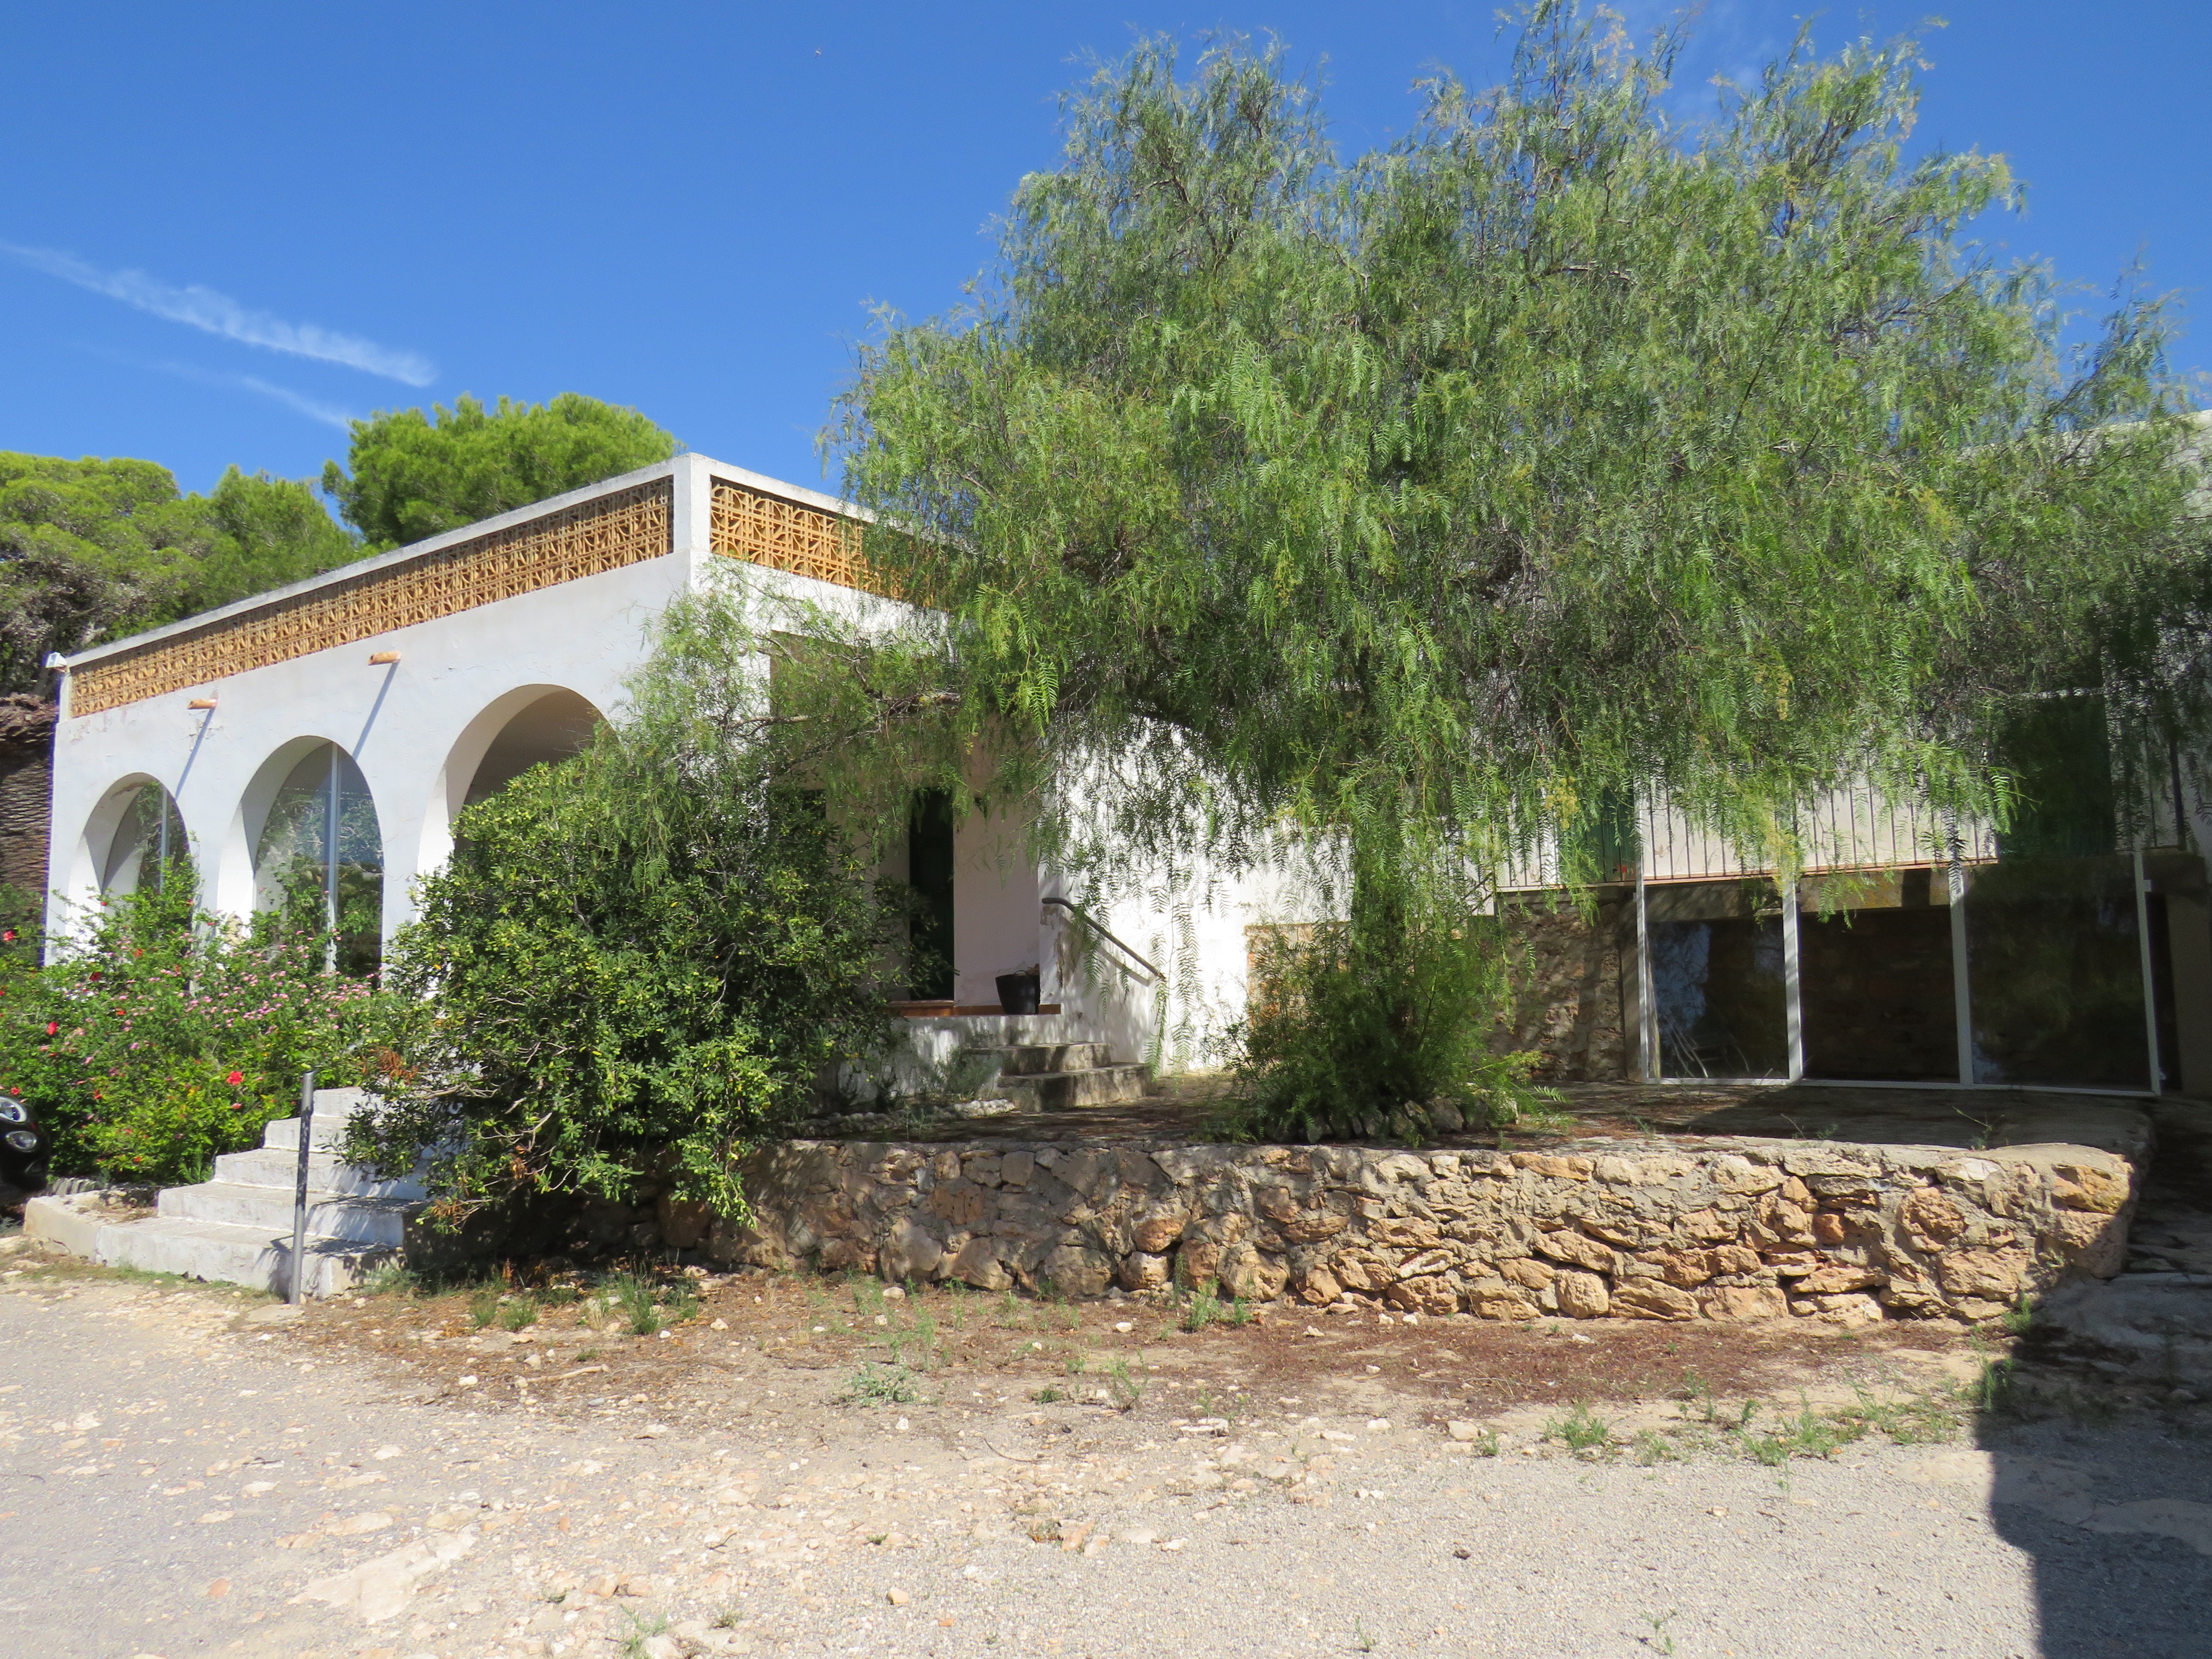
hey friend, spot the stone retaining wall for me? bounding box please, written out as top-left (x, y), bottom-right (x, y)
top-left (1496, 891), bottom-right (1634, 1082)
top-left (704, 1132), bottom-right (2141, 1324)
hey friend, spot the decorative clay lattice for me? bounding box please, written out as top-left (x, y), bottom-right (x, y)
top-left (710, 477), bottom-right (888, 595)
top-left (69, 480), bottom-right (674, 715)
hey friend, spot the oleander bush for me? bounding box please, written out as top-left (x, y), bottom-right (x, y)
top-left (0, 872), bottom-right (375, 1184)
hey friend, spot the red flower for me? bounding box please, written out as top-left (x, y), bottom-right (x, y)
top-left (225, 1070), bottom-right (244, 1086)
top-left (2, 929), bottom-right (15, 942)
top-left (45, 1022), bottom-right (58, 1036)
top-left (230, 1102), bottom-right (243, 1112)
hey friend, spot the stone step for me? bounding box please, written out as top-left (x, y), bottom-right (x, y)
top-left (211, 1147), bottom-right (426, 1202)
top-left (997, 1063), bottom-right (1152, 1111)
top-left (262, 1100), bottom-right (371, 1153)
top-left (157, 1180), bottom-right (413, 1246)
top-left (89, 1213), bottom-right (396, 1298)
top-left (969, 1042), bottom-right (1115, 1077)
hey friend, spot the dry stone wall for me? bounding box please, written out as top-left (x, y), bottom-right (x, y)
top-left (1494, 890), bottom-right (1634, 1082)
top-left (710, 1133), bottom-right (2139, 1325)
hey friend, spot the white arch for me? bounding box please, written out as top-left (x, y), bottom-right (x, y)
top-left (416, 685), bottom-right (605, 879)
top-left (214, 736), bottom-right (385, 923)
top-left (55, 774), bottom-right (189, 940)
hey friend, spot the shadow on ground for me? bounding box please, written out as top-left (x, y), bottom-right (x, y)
top-left (1985, 1097), bottom-right (2212, 1658)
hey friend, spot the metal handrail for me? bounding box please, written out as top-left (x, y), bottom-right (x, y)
top-left (1040, 896), bottom-right (1162, 984)
top-left (288, 1068), bottom-right (316, 1305)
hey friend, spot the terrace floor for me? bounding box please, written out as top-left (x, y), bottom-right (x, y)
top-left (833, 1073), bottom-right (2174, 1161)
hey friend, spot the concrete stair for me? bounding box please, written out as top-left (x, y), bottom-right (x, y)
top-left (24, 1087), bottom-right (422, 1297)
top-left (967, 1042), bottom-right (1153, 1111)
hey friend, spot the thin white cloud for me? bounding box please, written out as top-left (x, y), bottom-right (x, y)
top-left (82, 346), bottom-right (361, 430)
top-left (237, 376), bottom-right (356, 430)
top-left (5, 241), bottom-right (436, 386)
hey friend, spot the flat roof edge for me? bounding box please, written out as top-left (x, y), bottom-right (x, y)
top-left (57, 454), bottom-right (864, 670)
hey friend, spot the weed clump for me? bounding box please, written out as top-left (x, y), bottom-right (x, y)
top-left (1545, 1401), bottom-right (1612, 1455)
top-left (846, 1362), bottom-right (922, 1406)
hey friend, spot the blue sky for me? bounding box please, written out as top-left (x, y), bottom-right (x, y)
top-left (3, 2), bottom-right (2206, 500)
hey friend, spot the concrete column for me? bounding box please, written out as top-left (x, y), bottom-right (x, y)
top-left (2164, 890), bottom-right (2212, 1094)
top-left (672, 453), bottom-right (715, 588)
top-left (1782, 880), bottom-right (1805, 1082)
top-left (1948, 856), bottom-right (1975, 1086)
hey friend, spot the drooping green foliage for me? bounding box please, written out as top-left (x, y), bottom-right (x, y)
top-left (0, 454), bottom-right (361, 694)
top-left (0, 871), bottom-right (375, 1184)
top-left (346, 588), bottom-right (898, 1224)
top-left (829, 6), bottom-right (2204, 1121)
top-left (322, 392), bottom-right (680, 552)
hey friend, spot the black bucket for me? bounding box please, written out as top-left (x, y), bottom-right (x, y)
top-left (995, 971), bottom-right (1041, 1016)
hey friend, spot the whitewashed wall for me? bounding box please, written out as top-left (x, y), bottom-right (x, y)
top-left (48, 485), bottom-right (696, 947)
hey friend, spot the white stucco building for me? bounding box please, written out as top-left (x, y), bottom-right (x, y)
top-left (44, 456), bottom-right (1234, 1077)
top-left (46, 453), bottom-right (2212, 1099)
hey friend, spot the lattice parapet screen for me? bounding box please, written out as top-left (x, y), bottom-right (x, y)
top-left (709, 477), bottom-right (887, 595)
top-left (69, 480), bottom-right (674, 716)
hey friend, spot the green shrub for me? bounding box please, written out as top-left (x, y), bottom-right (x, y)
top-left (0, 871), bottom-right (374, 1183)
top-left (1227, 864), bottom-right (1514, 1142)
top-left (1179, 1287), bottom-right (1220, 1332)
top-left (345, 591), bottom-right (901, 1228)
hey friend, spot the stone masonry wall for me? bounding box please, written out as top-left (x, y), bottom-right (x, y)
top-left (1495, 891), bottom-right (1633, 1082)
top-left (707, 1135), bottom-right (2138, 1325)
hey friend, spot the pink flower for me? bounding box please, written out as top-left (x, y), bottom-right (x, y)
top-left (225, 1070), bottom-right (244, 1086)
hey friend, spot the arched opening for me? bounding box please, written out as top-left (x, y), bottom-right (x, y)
top-left (252, 742), bottom-right (384, 974)
top-left (416, 687), bottom-right (605, 880)
top-left (463, 688), bottom-right (602, 806)
top-left (94, 780), bottom-right (189, 898)
top-left (55, 777), bottom-right (194, 942)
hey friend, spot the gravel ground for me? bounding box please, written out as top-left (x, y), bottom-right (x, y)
top-left (1, 1241), bottom-right (2206, 1659)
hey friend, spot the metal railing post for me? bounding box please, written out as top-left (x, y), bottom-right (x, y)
top-left (288, 1069), bottom-right (316, 1304)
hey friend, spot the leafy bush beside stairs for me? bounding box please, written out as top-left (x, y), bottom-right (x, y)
top-left (0, 873), bottom-right (375, 1184)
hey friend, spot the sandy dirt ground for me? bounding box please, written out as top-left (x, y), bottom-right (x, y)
top-left (1, 1235), bottom-right (2206, 1659)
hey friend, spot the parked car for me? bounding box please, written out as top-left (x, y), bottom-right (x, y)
top-left (0, 1096), bottom-right (49, 1190)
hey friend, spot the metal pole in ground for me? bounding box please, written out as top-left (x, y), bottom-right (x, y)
top-left (289, 1069), bottom-right (316, 1305)
top-left (324, 747), bottom-right (341, 975)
